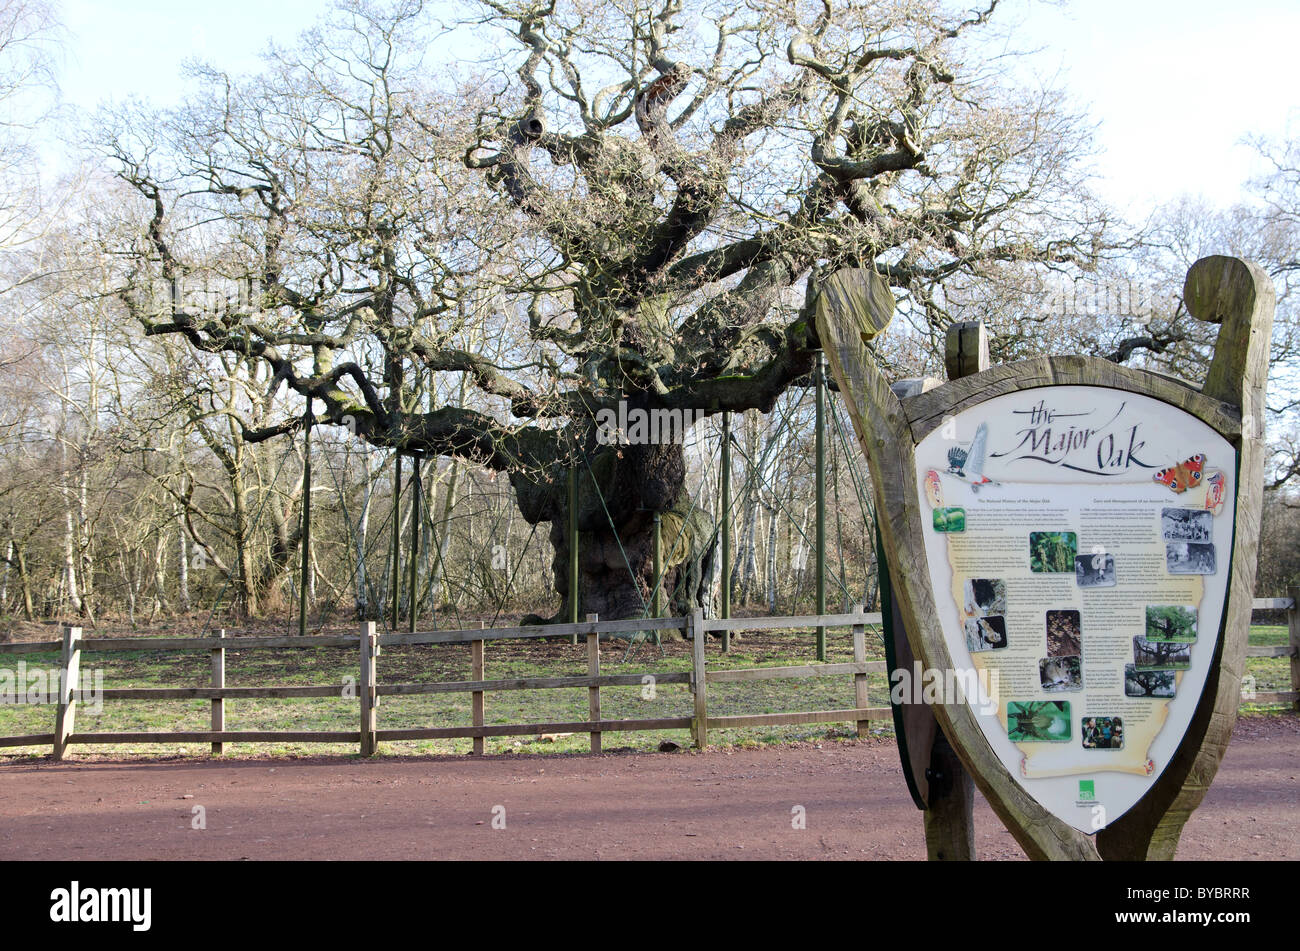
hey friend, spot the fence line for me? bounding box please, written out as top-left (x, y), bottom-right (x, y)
top-left (1, 595), bottom-right (1297, 758)
top-left (1245, 589), bottom-right (1300, 706)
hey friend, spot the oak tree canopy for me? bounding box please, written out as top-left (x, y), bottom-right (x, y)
top-left (106, 0), bottom-right (1116, 619)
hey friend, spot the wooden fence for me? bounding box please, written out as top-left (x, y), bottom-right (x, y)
top-left (1, 597), bottom-right (1296, 758)
top-left (1244, 595), bottom-right (1300, 706)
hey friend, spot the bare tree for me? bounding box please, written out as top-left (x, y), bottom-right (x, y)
top-left (0, 0), bottom-right (65, 257)
top-left (103, 0), bottom-right (1112, 620)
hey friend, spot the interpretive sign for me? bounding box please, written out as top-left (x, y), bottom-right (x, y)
top-left (915, 387), bottom-right (1235, 832)
top-left (815, 255), bottom-right (1274, 860)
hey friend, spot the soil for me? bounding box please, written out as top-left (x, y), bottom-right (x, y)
top-left (1, 715), bottom-right (1295, 860)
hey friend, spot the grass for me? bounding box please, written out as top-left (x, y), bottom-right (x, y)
top-left (1241, 624), bottom-right (1294, 714)
top-left (0, 623), bottom-right (1292, 759)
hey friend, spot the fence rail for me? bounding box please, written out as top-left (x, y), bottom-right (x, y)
top-left (1, 596), bottom-right (1297, 757)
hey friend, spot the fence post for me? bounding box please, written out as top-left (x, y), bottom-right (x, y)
top-left (471, 622), bottom-right (486, 756)
top-left (690, 608), bottom-right (707, 749)
top-left (360, 621), bottom-right (377, 756)
top-left (1289, 586), bottom-right (1300, 712)
top-left (851, 604), bottom-right (869, 738)
top-left (586, 613), bottom-right (601, 753)
top-left (211, 629), bottom-right (225, 755)
top-left (53, 625), bottom-right (81, 761)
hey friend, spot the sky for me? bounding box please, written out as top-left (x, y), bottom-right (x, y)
top-left (50, 0), bottom-right (1300, 219)
top-left (993, 0), bottom-right (1300, 213)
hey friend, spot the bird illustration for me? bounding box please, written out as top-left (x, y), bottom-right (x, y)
top-left (948, 423), bottom-right (997, 493)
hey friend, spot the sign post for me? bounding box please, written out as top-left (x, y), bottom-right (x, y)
top-left (816, 256), bottom-right (1274, 860)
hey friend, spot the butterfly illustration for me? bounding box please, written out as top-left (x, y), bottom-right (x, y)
top-left (1153, 453), bottom-right (1206, 494)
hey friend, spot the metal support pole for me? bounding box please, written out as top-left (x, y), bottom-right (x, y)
top-left (815, 351), bottom-right (827, 661)
top-left (299, 400), bottom-right (313, 637)
top-left (653, 512), bottom-right (663, 618)
top-left (390, 452), bottom-right (402, 631)
top-left (407, 457), bottom-right (422, 633)
top-left (720, 412), bottom-right (731, 652)
top-left (568, 465), bottom-right (579, 644)
top-left (586, 613), bottom-right (601, 753)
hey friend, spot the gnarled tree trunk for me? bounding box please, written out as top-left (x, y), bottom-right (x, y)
top-left (528, 439), bottom-right (715, 624)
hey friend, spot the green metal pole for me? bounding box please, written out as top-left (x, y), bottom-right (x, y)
top-left (652, 511), bottom-right (663, 646)
top-left (568, 465), bottom-right (579, 644)
top-left (816, 351), bottom-right (827, 661)
top-left (720, 412), bottom-right (731, 652)
top-left (390, 452), bottom-right (402, 632)
top-left (653, 512), bottom-right (663, 618)
top-left (407, 457), bottom-right (421, 633)
top-left (298, 401), bottom-right (313, 637)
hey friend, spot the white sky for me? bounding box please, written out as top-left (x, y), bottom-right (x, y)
top-left (52, 0), bottom-right (1300, 218)
top-left (995, 0), bottom-right (1300, 214)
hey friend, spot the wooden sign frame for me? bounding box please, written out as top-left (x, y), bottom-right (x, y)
top-left (816, 256), bottom-right (1275, 860)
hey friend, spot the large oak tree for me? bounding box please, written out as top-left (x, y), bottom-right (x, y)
top-left (106, 0), bottom-right (1113, 620)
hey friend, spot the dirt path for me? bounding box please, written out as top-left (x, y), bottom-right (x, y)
top-left (2, 716), bottom-right (1296, 860)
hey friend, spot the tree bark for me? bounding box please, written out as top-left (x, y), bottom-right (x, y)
top-left (231, 459), bottom-right (257, 616)
top-left (354, 450), bottom-right (374, 618)
top-left (531, 439), bottom-right (715, 624)
top-left (14, 541), bottom-right (33, 620)
top-left (766, 503), bottom-right (779, 613)
top-left (428, 456), bottom-right (459, 608)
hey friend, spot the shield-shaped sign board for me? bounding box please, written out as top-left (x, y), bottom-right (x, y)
top-left (816, 256), bottom-right (1274, 860)
top-left (915, 387), bottom-right (1234, 833)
